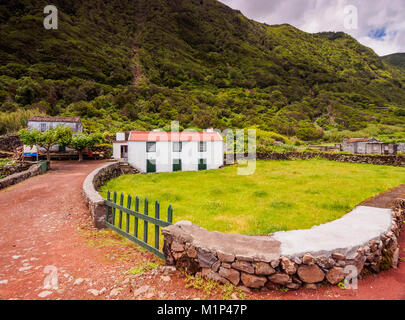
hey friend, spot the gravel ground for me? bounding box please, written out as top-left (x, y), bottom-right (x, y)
top-left (0, 161), bottom-right (403, 300)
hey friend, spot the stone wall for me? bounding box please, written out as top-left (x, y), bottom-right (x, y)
top-left (82, 161), bottom-right (138, 229)
top-left (0, 135), bottom-right (22, 152)
top-left (162, 204), bottom-right (403, 291)
top-left (0, 163), bottom-right (42, 190)
top-left (230, 152), bottom-right (405, 167)
top-left (0, 161), bottom-right (32, 178)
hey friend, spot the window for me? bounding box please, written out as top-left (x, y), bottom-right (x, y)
top-left (146, 142), bottom-right (156, 153)
top-left (199, 141), bottom-right (207, 152)
top-left (173, 142), bottom-right (182, 152)
top-left (146, 159), bottom-right (156, 173)
top-left (198, 159), bottom-right (207, 171)
top-left (173, 159), bottom-right (182, 172)
top-left (40, 123), bottom-right (47, 132)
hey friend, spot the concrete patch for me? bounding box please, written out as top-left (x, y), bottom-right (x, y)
top-left (272, 206), bottom-right (393, 258)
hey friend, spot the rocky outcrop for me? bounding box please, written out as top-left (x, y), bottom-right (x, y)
top-left (82, 161), bottom-right (138, 229)
top-left (162, 204), bottom-right (404, 291)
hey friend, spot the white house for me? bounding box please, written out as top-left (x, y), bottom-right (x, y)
top-left (114, 130), bottom-right (224, 173)
top-left (27, 116), bottom-right (83, 133)
top-left (24, 116), bottom-right (83, 157)
top-left (112, 132), bottom-right (129, 160)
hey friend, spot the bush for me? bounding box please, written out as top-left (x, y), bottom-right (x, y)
top-left (0, 109), bottom-right (45, 135)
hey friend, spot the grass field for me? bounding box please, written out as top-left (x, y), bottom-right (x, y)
top-left (100, 159), bottom-right (405, 236)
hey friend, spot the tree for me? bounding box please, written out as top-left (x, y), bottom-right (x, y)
top-left (67, 132), bottom-right (104, 162)
top-left (20, 125), bottom-right (73, 164)
top-left (15, 77), bottom-right (42, 106)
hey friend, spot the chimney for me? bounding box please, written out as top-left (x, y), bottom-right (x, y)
top-left (116, 132), bottom-right (125, 141)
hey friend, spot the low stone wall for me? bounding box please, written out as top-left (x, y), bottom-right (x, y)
top-left (0, 152), bottom-right (11, 158)
top-left (82, 161), bottom-right (138, 229)
top-left (0, 161), bottom-right (32, 177)
top-left (245, 152), bottom-right (405, 166)
top-left (162, 204), bottom-right (403, 291)
top-left (0, 163), bottom-right (42, 190)
top-left (0, 134), bottom-right (22, 152)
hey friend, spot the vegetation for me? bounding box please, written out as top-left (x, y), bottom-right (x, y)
top-left (184, 272), bottom-right (245, 300)
top-left (100, 160), bottom-right (405, 235)
top-left (0, 158), bottom-right (12, 179)
top-left (382, 53), bottom-right (405, 77)
top-left (0, 109), bottom-right (46, 135)
top-left (67, 132), bottom-right (104, 161)
top-left (1, 0), bottom-right (405, 141)
top-left (19, 125), bottom-right (73, 162)
top-left (19, 125), bottom-right (105, 162)
top-left (128, 261), bottom-right (160, 276)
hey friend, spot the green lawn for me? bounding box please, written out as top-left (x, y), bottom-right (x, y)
top-left (100, 159), bottom-right (405, 235)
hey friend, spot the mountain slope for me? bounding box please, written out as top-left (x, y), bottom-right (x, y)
top-left (382, 53), bottom-right (405, 76)
top-left (1, 0), bottom-right (405, 140)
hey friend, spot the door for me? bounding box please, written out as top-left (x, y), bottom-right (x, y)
top-left (121, 145), bottom-right (128, 158)
top-left (173, 159), bottom-right (182, 172)
top-left (198, 159), bottom-right (207, 171)
top-left (147, 159), bottom-right (156, 173)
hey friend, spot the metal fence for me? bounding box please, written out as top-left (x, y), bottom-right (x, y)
top-left (104, 190), bottom-right (173, 260)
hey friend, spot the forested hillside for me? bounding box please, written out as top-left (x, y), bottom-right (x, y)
top-left (1, 0), bottom-right (405, 141)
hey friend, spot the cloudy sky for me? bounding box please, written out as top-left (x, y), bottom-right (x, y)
top-left (220, 0), bottom-right (405, 56)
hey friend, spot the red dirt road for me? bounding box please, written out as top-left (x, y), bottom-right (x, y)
top-left (0, 161), bottom-right (404, 300)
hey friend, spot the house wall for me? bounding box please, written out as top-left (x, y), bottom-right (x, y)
top-left (127, 141), bottom-right (224, 173)
top-left (365, 143), bottom-right (383, 155)
top-left (397, 143), bottom-right (405, 153)
top-left (355, 142), bottom-right (367, 154)
top-left (25, 121), bottom-right (83, 154)
top-left (113, 142), bottom-right (128, 159)
top-left (27, 121), bottom-right (83, 133)
top-left (342, 140), bottom-right (355, 153)
top-left (365, 143), bottom-right (397, 155)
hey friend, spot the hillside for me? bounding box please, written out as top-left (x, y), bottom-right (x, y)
top-left (383, 53), bottom-right (405, 76)
top-left (1, 0), bottom-right (405, 141)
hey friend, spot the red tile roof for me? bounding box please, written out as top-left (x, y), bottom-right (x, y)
top-left (347, 138), bottom-right (377, 143)
top-left (128, 131), bottom-right (223, 142)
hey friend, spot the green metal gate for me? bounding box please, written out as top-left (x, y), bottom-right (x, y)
top-left (104, 190), bottom-right (173, 259)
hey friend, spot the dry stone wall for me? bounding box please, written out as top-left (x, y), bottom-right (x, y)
top-left (162, 203), bottom-right (404, 291)
top-left (82, 161), bottom-right (138, 229)
top-left (0, 135), bottom-right (22, 152)
top-left (0, 163), bottom-right (42, 190)
top-left (0, 162), bottom-right (32, 177)
top-left (231, 152), bottom-right (405, 167)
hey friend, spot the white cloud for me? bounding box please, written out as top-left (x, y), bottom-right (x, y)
top-left (220, 0), bottom-right (405, 56)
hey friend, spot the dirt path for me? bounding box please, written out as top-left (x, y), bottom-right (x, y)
top-left (0, 161), bottom-right (403, 300)
top-left (0, 161), bottom-right (200, 300)
top-left (361, 184), bottom-right (405, 208)
top-left (132, 40), bottom-right (143, 86)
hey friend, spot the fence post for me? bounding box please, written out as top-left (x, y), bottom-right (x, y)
top-left (119, 193), bottom-right (124, 229)
top-left (168, 205), bottom-right (173, 224)
top-left (105, 190), bottom-right (111, 224)
top-left (112, 191), bottom-right (117, 225)
top-left (155, 201), bottom-right (160, 250)
top-left (144, 198), bottom-right (148, 243)
top-left (134, 196), bottom-right (139, 238)
top-left (126, 195), bottom-right (132, 233)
